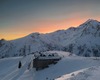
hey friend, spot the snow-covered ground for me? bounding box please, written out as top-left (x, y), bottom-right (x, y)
top-left (56, 66), bottom-right (100, 80)
top-left (0, 55), bottom-right (35, 80)
top-left (0, 51), bottom-right (100, 80)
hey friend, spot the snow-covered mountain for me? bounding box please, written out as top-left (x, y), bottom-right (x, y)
top-left (0, 19), bottom-right (100, 58)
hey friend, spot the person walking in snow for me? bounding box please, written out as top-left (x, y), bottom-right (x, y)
top-left (18, 61), bottom-right (22, 69)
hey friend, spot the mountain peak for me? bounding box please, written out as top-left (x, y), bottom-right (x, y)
top-left (85, 19), bottom-right (99, 23)
top-left (79, 19), bottom-right (100, 28)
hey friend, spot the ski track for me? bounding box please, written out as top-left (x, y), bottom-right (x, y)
top-left (1, 55), bottom-right (35, 80)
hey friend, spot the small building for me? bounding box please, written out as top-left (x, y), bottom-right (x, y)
top-left (33, 52), bottom-right (61, 70)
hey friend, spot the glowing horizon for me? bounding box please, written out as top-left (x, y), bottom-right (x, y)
top-left (0, 0), bottom-right (100, 40)
top-left (1, 18), bottom-right (100, 40)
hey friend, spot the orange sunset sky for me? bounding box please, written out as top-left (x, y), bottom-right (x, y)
top-left (0, 0), bottom-right (100, 40)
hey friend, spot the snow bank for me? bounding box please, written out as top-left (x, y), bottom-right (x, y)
top-left (56, 66), bottom-right (100, 80)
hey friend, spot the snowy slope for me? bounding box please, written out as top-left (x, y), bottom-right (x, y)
top-left (0, 19), bottom-right (100, 58)
top-left (0, 52), bottom-right (100, 80)
top-left (56, 66), bottom-right (100, 80)
top-left (0, 55), bottom-right (35, 80)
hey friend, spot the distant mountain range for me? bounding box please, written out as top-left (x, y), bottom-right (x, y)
top-left (0, 19), bottom-right (100, 58)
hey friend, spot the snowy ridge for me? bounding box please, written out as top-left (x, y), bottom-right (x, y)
top-left (0, 19), bottom-right (100, 58)
top-left (56, 66), bottom-right (100, 80)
